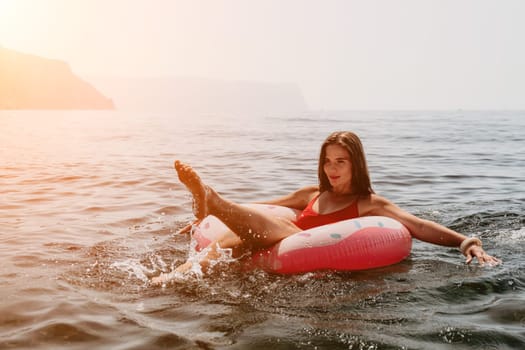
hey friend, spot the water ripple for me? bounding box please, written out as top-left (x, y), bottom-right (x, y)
top-left (1, 110), bottom-right (524, 349)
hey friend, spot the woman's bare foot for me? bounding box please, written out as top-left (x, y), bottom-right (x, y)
top-left (174, 160), bottom-right (209, 219)
top-left (151, 272), bottom-right (173, 286)
top-left (151, 261), bottom-right (194, 285)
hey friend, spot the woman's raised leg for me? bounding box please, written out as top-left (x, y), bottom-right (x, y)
top-left (150, 161), bottom-right (302, 285)
top-left (174, 160), bottom-right (301, 248)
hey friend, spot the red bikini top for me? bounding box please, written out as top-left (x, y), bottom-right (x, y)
top-left (294, 194), bottom-right (359, 231)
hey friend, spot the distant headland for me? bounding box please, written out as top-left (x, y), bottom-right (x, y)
top-left (0, 47), bottom-right (114, 110)
top-left (0, 47), bottom-right (308, 114)
top-left (92, 76), bottom-right (308, 116)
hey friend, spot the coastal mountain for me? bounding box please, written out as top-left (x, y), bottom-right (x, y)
top-left (92, 76), bottom-right (308, 116)
top-left (0, 47), bottom-right (114, 110)
top-left (0, 46), bottom-right (306, 113)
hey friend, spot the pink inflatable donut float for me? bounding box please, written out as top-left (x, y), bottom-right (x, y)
top-left (192, 204), bottom-right (412, 274)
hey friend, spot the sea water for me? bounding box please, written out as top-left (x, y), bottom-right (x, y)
top-left (1, 110), bottom-right (524, 349)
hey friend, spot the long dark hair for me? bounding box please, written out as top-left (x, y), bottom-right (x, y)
top-left (318, 131), bottom-right (374, 195)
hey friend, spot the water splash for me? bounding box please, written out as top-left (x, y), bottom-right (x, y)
top-left (110, 258), bottom-right (157, 283)
top-left (109, 225), bottom-right (240, 288)
top-left (502, 227), bottom-right (525, 241)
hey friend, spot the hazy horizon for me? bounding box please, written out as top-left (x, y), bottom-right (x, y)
top-left (1, 0), bottom-right (524, 110)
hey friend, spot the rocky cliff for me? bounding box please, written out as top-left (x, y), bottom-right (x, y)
top-left (0, 47), bottom-right (114, 110)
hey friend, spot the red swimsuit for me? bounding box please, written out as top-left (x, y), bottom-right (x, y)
top-left (294, 194), bottom-right (359, 231)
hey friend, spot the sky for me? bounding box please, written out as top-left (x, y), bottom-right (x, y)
top-left (1, 0), bottom-right (524, 110)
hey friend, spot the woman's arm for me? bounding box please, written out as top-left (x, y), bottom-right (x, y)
top-left (257, 185), bottom-right (319, 210)
top-left (360, 194), bottom-right (501, 266)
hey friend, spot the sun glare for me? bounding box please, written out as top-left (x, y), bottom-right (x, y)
top-left (0, 0), bottom-right (16, 16)
top-left (0, 0), bottom-right (18, 37)
top-left (0, 0), bottom-right (58, 56)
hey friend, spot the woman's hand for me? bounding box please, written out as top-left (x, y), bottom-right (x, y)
top-left (464, 244), bottom-right (502, 266)
top-left (151, 261), bottom-right (194, 286)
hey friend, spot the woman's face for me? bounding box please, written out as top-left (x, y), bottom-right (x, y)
top-left (323, 144), bottom-right (352, 193)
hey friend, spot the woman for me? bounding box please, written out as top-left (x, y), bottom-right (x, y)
top-left (152, 131), bottom-right (500, 284)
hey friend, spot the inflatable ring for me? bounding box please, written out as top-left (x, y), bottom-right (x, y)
top-left (192, 204), bottom-right (412, 274)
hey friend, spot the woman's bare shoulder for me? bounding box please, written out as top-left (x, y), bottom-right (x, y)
top-left (357, 193), bottom-right (392, 215)
top-left (296, 185), bottom-right (320, 196)
top-left (260, 185), bottom-right (319, 209)
top-left (292, 185), bottom-right (320, 204)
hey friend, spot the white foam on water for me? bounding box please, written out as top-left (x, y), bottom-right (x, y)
top-left (110, 259), bottom-right (153, 283)
top-left (496, 227), bottom-right (525, 242)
